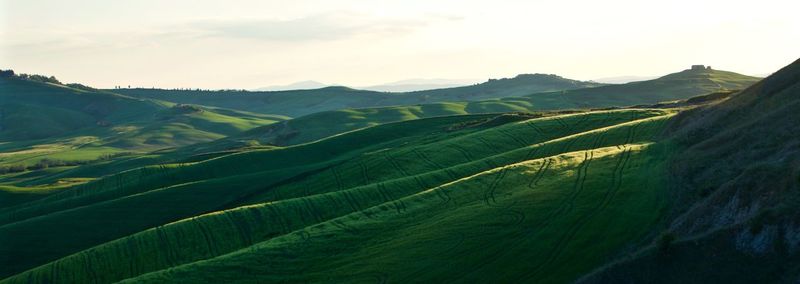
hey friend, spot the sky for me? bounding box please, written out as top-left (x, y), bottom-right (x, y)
top-left (1, 0), bottom-right (799, 89)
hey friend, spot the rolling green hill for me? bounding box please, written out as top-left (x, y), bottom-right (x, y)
top-left (0, 60), bottom-right (791, 283)
top-left (0, 74), bottom-right (288, 185)
top-left (0, 107), bottom-right (678, 283)
top-left (0, 75), bottom-right (162, 141)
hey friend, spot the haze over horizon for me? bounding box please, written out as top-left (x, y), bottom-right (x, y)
top-left (1, 0), bottom-right (798, 89)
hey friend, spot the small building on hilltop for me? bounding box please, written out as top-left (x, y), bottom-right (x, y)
top-left (691, 65), bottom-right (706, 70)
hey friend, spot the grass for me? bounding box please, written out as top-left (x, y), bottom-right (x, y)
top-left (123, 143), bottom-right (670, 283)
top-left (0, 108), bottom-right (676, 283)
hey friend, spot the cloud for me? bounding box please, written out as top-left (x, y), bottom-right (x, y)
top-left (182, 12), bottom-right (454, 42)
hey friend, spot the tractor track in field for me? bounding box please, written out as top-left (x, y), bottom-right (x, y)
top-left (528, 158), bottom-right (553, 190)
top-left (383, 152), bottom-right (432, 190)
top-left (446, 156), bottom-right (559, 281)
top-left (455, 114), bottom-right (620, 271)
top-left (446, 117), bottom-right (628, 282)
top-left (483, 167), bottom-right (509, 206)
top-left (374, 182), bottom-right (393, 203)
top-left (525, 120), bottom-right (547, 137)
top-left (329, 218), bottom-right (361, 235)
top-left (383, 153), bottom-right (411, 177)
top-left (332, 167), bottom-right (345, 191)
top-left (358, 161), bottom-right (372, 185)
top-left (446, 143), bottom-right (475, 162)
top-left (553, 117), bottom-right (574, 132)
top-left (498, 128), bottom-right (531, 147)
top-left (523, 143), bottom-right (542, 161)
top-left (521, 146), bottom-right (635, 281)
top-left (339, 189), bottom-right (363, 215)
top-left (301, 198), bottom-right (325, 223)
top-left (412, 149), bottom-right (458, 180)
top-left (393, 199), bottom-right (408, 214)
top-left (475, 136), bottom-right (500, 154)
top-left (517, 122), bottom-right (639, 281)
top-left (433, 186), bottom-right (453, 207)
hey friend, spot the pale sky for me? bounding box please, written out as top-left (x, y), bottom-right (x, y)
top-left (1, 0), bottom-right (798, 89)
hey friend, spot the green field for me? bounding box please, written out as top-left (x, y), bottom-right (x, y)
top-left (1, 59), bottom-right (797, 283)
top-left (0, 108), bottom-right (677, 283)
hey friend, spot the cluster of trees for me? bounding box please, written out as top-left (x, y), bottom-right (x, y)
top-left (0, 69), bottom-right (62, 84)
top-left (0, 159), bottom-right (89, 174)
top-left (0, 153), bottom-right (132, 174)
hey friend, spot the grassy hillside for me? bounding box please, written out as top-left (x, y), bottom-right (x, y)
top-left (0, 75), bottom-right (162, 140)
top-left (0, 63), bottom-right (781, 283)
top-left (532, 67), bottom-right (760, 108)
top-left (578, 58), bottom-right (800, 283)
top-left (0, 108), bottom-right (677, 283)
top-left (0, 75), bottom-right (288, 185)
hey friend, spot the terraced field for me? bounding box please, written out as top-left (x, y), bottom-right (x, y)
top-left (0, 108), bottom-right (676, 283)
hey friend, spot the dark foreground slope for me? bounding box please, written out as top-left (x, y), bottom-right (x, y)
top-left (1, 108), bottom-right (676, 283)
top-left (580, 58), bottom-right (800, 283)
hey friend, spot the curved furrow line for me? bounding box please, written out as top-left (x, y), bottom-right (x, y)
top-left (498, 128), bottom-right (531, 147)
top-left (433, 187), bottom-right (452, 208)
top-left (331, 167), bottom-right (345, 192)
top-left (522, 143), bottom-right (542, 163)
top-left (358, 161), bottom-right (372, 185)
top-left (446, 144), bottom-right (475, 162)
top-left (412, 149), bottom-right (459, 180)
top-left (483, 167), bottom-right (509, 206)
top-left (329, 218), bottom-right (361, 235)
top-left (524, 120), bottom-right (547, 137)
top-left (383, 153), bottom-right (411, 177)
top-left (475, 136), bottom-right (501, 154)
top-left (374, 182), bottom-right (393, 203)
top-left (450, 151), bottom-right (594, 282)
top-left (527, 158), bottom-right (553, 190)
top-left (301, 198), bottom-right (325, 224)
top-left (553, 117), bottom-right (574, 132)
top-left (521, 145), bottom-right (635, 281)
top-left (412, 176), bottom-right (430, 191)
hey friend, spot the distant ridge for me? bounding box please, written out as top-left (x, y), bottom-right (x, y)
top-left (253, 80), bottom-right (328, 91)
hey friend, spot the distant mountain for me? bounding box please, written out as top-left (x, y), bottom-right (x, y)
top-left (360, 78), bottom-right (479, 92)
top-left (592, 75), bottom-right (658, 84)
top-left (253, 80), bottom-right (328, 91)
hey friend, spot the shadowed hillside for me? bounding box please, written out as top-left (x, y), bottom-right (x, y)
top-left (579, 58), bottom-right (800, 283)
